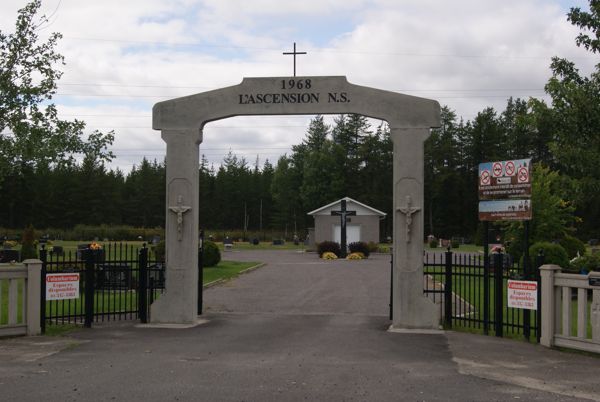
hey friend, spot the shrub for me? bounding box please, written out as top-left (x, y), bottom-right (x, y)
top-left (152, 241), bottom-right (165, 262)
top-left (367, 241), bottom-right (379, 253)
top-left (322, 251), bottom-right (338, 260)
top-left (429, 238), bottom-right (438, 248)
top-left (20, 225), bottom-right (37, 261)
top-left (203, 241), bottom-right (221, 267)
top-left (317, 241), bottom-right (341, 257)
top-left (451, 240), bottom-right (460, 249)
top-left (570, 254), bottom-right (600, 273)
top-left (348, 241), bottom-right (370, 258)
top-left (377, 245), bottom-right (390, 253)
top-left (529, 242), bottom-right (569, 269)
top-left (559, 235), bottom-right (586, 259)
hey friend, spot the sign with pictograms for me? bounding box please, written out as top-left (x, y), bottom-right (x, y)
top-left (492, 162), bottom-right (503, 177)
top-left (505, 161), bottom-right (515, 176)
top-left (517, 166), bottom-right (529, 183)
top-left (507, 280), bottom-right (538, 310)
top-left (478, 158), bottom-right (531, 200)
top-left (480, 170), bottom-right (491, 186)
top-left (46, 273), bottom-right (80, 301)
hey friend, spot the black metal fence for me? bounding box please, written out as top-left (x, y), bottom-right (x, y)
top-left (423, 249), bottom-right (543, 341)
top-left (39, 243), bottom-right (165, 331)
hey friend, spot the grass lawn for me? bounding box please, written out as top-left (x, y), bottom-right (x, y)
top-left (425, 244), bottom-right (483, 253)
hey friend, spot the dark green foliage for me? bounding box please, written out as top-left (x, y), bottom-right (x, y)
top-left (348, 241), bottom-right (370, 257)
top-left (529, 242), bottom-right (570, 270)
top-left (559, 235), bottom-right (586, 259)
top-left (570, 254), bottom-right (600, 273)
top-left (152, 241), bottom-right (165, 262)
top-left (317, 241), bottom-right (341, 257)
top-left (451, 240), bottom-right (460, 249)
top-left (203, 241), bottom-right (221, 267)
top-left (429, 239), bottom-right (439, 248)
top-left (367, 241), bottom-right (379, 253)
top-left (20, 224), bottom-right (37, 261)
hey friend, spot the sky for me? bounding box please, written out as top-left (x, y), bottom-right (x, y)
top-left (0, 0), bottom-right (597, 172)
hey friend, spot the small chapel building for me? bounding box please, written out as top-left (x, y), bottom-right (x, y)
top-left (307, 197), bottom-right (386, 245)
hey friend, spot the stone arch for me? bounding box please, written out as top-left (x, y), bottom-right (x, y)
top-left (151, 76), bottom-right (441, 330)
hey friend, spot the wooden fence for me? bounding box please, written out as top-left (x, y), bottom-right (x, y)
top-left (0, 260), bottom-right (42, 337)
top-left (540, 265), bottom-right (600, 353)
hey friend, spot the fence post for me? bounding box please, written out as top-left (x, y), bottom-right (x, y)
top-left (444, 248), bottom-right (453, 329)
top-left (138, 244), bottom-right (148, 323)
top-left (389, 251), bottom-right (393, 320)
top-left (24, 259), bottom-right (42, 336)
top-left (483, 221), bottom-right (490, 335)
top-left (535, 250), bottom-right (545, 343)
top-left (84, 249), bottom-right (95, 328)
top-left (523, 221), bottom-right (531, 341)
top-left (198, 230), bottom-right (204, 315)
top-left (539, 264), bottom-right (560, 347)
top-left (494, 252), bottom-right (504, 337)
top-left (39, 245), bottom-right (47, 334)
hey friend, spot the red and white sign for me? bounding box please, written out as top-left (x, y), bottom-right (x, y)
top-left (492, 162), bottom-right (503, 178)
top-left (507, 280), bottom-right (537, 310)
top-left (46, 273), bottom-right (80, 301)
top-left (480, 170), bottom-right (491, 186)
top-left (505, 161), bottom-right (515, 176)
top-left (517, 166), bottom-right (529, 183)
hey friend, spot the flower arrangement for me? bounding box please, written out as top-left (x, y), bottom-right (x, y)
top-left (491, 245), bottom-right (504, 254)
top-left (89, 242), bottom-right (103, 250)
top-left (321, 251), bottom-right (338, 260)
top-left (346, 252), bottom-right (364, 260)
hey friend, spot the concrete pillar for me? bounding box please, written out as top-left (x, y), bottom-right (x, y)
top-left (390, 127), bottom-right (439, 330)
top-left (151, 129), bottom-right (202, 323)
top-left (24, 259), bottom-right (42, 336)
top-left (539, 264), bottom-right (561, 347)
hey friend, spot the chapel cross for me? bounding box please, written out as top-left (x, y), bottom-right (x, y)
top-left (396, 195), bottom-right (421, 243)
top-left (283, 42), bottom-right (307, 77)
top-left (331, 199), bottom-right (356, 258)
top-left (169, 195), bottom-right (191, 241)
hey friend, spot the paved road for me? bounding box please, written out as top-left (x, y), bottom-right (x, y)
top-left (1, 250), bottom-right (599, 401)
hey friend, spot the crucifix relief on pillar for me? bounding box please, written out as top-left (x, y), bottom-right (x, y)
top-left (331, 199), bottom-right (356, 258)
top-left (169, 195), bottom-right (191, 241)
top-left (396, 195), bottom-right (421, 243)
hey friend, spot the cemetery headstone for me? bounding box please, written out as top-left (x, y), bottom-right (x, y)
top-left (0, 249), bottom-right (19, 263)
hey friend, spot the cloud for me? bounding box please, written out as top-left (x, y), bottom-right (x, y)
top-left (0, 0), bottom-right (596, 171)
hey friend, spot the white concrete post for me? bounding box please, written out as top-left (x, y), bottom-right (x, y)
top-left (390, 127), bottom-right (439, 330)
top-left (590, 271), bottom-right (600, 343)
top-left (150, 129), bottom-right (202, 323)
top-left (24, 259), bottom-right (42, 336)
top-left (540, 264), bottom-right (561, 347)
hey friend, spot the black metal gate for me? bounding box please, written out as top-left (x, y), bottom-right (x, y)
top-left (40, 243), bottom-right (165, 331)
top-left (423, 249), bottom-right (544, 341)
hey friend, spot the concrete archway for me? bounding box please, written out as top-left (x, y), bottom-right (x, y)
top-left (151, 76), bottom-right (441, 330)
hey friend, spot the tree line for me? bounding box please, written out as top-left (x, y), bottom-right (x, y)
top-left (2, 1), bottom-right (600, 243)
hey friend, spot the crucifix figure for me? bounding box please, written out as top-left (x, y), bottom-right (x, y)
top-left (169, 195), bottom-right (191, 241)
top-left (283, 42), bottom-right (307, 77)
top-left (331, 199), bottom-right (357, 258)
top-left (396, 195), bottom-right (421, 243)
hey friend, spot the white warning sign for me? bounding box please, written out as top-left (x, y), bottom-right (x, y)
top-left (507, 280), bottom-right (537, 310)
top-left (46, 273), bottom-right (80, 300)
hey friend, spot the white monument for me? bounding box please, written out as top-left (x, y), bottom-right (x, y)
top-left (151, 76), bottom-right (441, 330)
